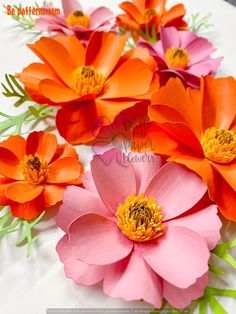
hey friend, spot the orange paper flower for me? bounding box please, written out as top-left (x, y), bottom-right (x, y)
top-left (117, 0), bottom-right (187, 36)
top-left (0, 131), bottom-right (83, 220)
top-left (133, 76), bottom-right (236, 221)
top-left (18, 32), bottom-right (158, 145)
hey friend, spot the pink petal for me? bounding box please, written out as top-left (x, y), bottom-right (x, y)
top-left (166, 205), bottom-right (221, 250)
top-left (145, 163), bottom-right (207, 221)
top-left (179, 30), bottom-right (197, 49)
top-left (81, 171), bottom-right (99, 195)
top-left (89, 7), bottom-right (114, 29)
top-left (69, 213), bottom-right (133, 265)
top-left (164, 272), bottom-right (209, 309)
top-left (62, 0), bottom-right (82, 17)
top-left (127, 152), bottom-right (162, 193)
top-left (56, 186), bottom-right (112, 233)
top-left (186, 37), bottom-right (216, 64)
top-left (91, 149), bottom-right (136, 215)
top-left (141, 226), bottom-right (210, 288)
top-left (187, 57), bottom-right (223, 76)
top-left (161, 26), bottom-right (181, 53)
top-left (103, 249), bottom-right (163, 308)
top-left (56, 235), bottom-right (105, 285)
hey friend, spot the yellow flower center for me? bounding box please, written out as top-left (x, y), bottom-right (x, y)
top-left (116, 193), bottom-right (165, 242)
top-left (20, 154), bottom-right (48, 184)
top-left (165, 48), bottom-right (190, 69)
top-left (71, 66), bottom-right (105, 96)
top-left (66, 10), bottom-right (91, 28)
top-left (201, 127), bottom-right (236, 164)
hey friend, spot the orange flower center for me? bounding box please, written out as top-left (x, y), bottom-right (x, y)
top-left (144, 8), bottom-right (157, 23)
top-left (20, 154), bottom-right (48, 184)
top-left (66, 10), bottom-right (91, 28)
top-left (201, 127), bottom-right (236, 164)
top-left (116, 193), bottom-right (165, 242)
top-left (71, 66), bottom-right (105, 96)
top-left (165, 48), bottom-right (190, 69)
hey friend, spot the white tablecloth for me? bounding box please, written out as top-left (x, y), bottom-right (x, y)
top-left (0, 0), bottom-right (236, 313)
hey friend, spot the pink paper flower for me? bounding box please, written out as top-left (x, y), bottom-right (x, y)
top-left (139, 26), bottom-right (223, 88)
top-left (56, 149), bottom-right (221, 309)
top-left (35, 0), bottom-right (114, 41)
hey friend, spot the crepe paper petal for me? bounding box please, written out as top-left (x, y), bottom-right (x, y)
top-left (69, 213), bottom-right (133, 265)
top-left (0, 136), bottom-right (26, 161)
top-left (57, 235), bottom-right (105, 285)
top-left (103, 249), bottom-right (163, 308)
top-left (166, 205), bottom-right (221, 250)
top-left (91, 149), bottom-right (136, 215)
top-left (26, 131), bottom-right (57, 163)
top-left (141, 226), bottom-right (209, 288)
top-left (62, 0), bottom-right (82, 17)
top-left (163, 272), bottom-right (208, 309)
top-left (6, 182), bottom-right (44, 203)
top-left (0, 147), bottom-right (23, 180)
top-left (56, 186), bottom-right (112, 233)
top-left (46, 158), bottom-right (81, 183)
top-left (145, 163), bottom-right (207, 221)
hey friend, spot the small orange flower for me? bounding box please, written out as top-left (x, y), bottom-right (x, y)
top-left (133, 76), bottom-right (236, 221)
top-left (0, 131), bottom-right (83, 220)
top-left (18, 32), bottom-right (158, 145)
top-left (117, 0), bottom-right (187, 37)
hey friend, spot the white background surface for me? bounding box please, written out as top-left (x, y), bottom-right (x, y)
top-left (0, 0), bottom-right (236, 313)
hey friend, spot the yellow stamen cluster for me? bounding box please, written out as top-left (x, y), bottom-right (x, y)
top-left (72, 66), bottom-right (105, 96)
top-left (165, 48), bottom-right (190, 69)
top-left (201, 127), bottom-right (236, 164)
top-left (66, 10), bottom-right (91, 28)
top-left (116, 193), bottom-right (165, 242)
top-left (20, 154), bottom-right (48, 184)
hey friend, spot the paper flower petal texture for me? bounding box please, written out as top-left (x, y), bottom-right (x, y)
top-left (139, 26), bottom-right (223, 87)
top-left (56, 149), bottom-right (221, 309)
top-left (117, 0), bottom-right (187, 38)
top-left (35, 0), bottom-right (114, 42)
top-left (133, 75), bottom-right (236, 221)
top-left (0, 131), bottom-right (83, 220)
top-left (18, 32), bottom-right (159, 145)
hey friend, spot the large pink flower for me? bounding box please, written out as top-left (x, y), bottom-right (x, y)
top-left (140, 26), bottom-right (223, 88)
top-left (56, 149), bottom-right (221, 309)
top-left (35, 0), bottom-right (114, 42)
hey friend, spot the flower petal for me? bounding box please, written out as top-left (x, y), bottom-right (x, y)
top-left (0, 147), bottom-right (23, 180)
top-left (70, 213), bottom-right (133, 265)
top-left (6, 182), bottom-right (44, 203)
top-left (56, 186), bottom-right (112, 233)
top-left (62, 0), bottom-right (82, 17)
top-left (160, 26), bottom-right (180, 52)
top-left (90, 7), bottom-right (114, 29)
top-left (43, 184), bottom-right (65, 208)
top-left (167, 205), bottom-right (221, 250)
top-left (142, 226), bottom-right (210, 288)
top-left (163, 272), bottom-right (208, 309)
top-left (145, 163), bottom-right (207, 221)
top-left (0, 136), bottom-right (26, 161)
top-left (47, 157), bottom-right (82, 183)
top-left (103, 249), bottom-right (163, 308)
top-left (91, 149), bottom-right (136, 215)
top-left (56, 235), bottom-right (105, 285)
top-left (86, 32), bottom-right (127, 78)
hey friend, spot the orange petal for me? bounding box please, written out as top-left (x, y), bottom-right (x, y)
top-left (50, 144), bottom-right (78, 163)
top-left (10, 195), bottom-right (46, 220)
top-left (53, 35), bottom-right (86, 68)
top-left (56, 102), bottom-right (99, 145)
top-left (161, 4), bottom-right (186, 25)
top-left (26, 131), bottom-right (57, 163)
top-left (6, 182), bottom-right (44, 203)
top-left (210, 162), bottom-right (236, 192)
top-left (116, 14), bottom-right (139, 31)
top-left (28, 37), bottom-right (74, 87)
top-left (0, 135), bottom-right (26, 161)
top-left (151, 78), bottom-right (202, 136)
top-left (119, 1), bottom-right (143, 24)
top-left (132, 0), bottom-right (145, 12)
top-left (146, 0), bottom-right (166, 12)
top-left (39, 79), bottom-right (80, 103)
top-left (43, 184), bottom-right (65, 208)
top-left (0, 177), bottom-right (13, 205)
top-left (0, 147), bottom-right (23, 180)
top-left (202, 76), bottom-right (236, 131)
top-left (86, 32), bottom-right (127, 79)
top-left (47, 157), bottom-right (82, 183)
top-left (101, 59), bottom-right (153, 99)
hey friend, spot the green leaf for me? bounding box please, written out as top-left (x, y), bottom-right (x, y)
top-left (209, 264), bottom-right (225, 275)
top-left (212, 238), bottom-right (236, 269)
top-left (188, 12), bottom-right (213, 33)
